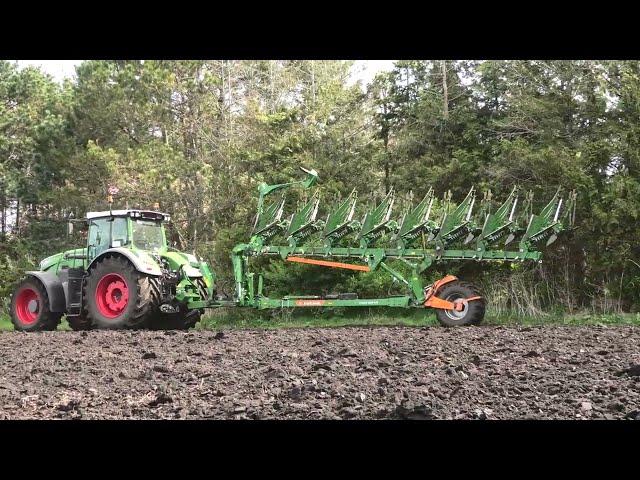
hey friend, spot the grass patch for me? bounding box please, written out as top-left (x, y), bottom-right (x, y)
top-left (197, 308), bottom-right (440, 330)
top-left (485, 312), bottom-right (640, 327)
top-left (0, 314), bottom-right (71, 331)
top-left (1, 310), bottom-right (638, 332)
top-left (0, 314), bottom-right (11, 331)
top-left (197, 308), bottom-right (640, 330)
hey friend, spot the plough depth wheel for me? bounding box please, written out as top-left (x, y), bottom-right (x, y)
top-left (432, 281), bottom-right (485, 327)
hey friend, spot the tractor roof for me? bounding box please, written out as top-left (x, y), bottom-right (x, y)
top-left (86, 210), bottom-right (170, 221)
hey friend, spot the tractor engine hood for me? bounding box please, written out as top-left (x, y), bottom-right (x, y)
top-left (39, 252), bottom-right (64, 271)
top-left (161, 250), bottom-right (203, 278)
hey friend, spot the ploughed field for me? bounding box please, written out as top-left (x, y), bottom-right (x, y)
top-left (0, 325), bottom-right (639, 420)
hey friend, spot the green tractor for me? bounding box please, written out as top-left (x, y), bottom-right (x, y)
top-left (10, 209), bottom-right (216, 331)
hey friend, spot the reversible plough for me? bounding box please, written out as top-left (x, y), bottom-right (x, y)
top-left (229, 167), bottom-right (576, 326)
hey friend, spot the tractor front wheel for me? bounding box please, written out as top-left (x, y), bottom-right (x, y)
top-left (434, 281), bottom-right (485, 327)
top-left (84, 256), bottom-right (161, 329)
top-left (10, 277), bottom-right (62, 331)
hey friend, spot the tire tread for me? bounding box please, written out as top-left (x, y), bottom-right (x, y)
top-left (10, 277), bottom-right (62, 332)
top-left (434, 280), bottom-right (486, 327)
top-left (84, 255), bottom-right (161, 329)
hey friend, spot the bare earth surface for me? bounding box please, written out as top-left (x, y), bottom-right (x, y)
top-left (1, 325), bottom-right (639, 420)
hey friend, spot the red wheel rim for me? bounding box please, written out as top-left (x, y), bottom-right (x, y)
top-left (15, 287), bottom-right (40, 325)
top-left (95, 273), bottom-right (130, 319)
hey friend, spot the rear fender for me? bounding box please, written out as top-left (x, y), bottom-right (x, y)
top-left (87, 248), bottom-right (162, 276)
top-left (24, 271), bottom-right (66, 313)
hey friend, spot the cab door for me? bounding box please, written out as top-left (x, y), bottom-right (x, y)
top-left (87, 218), bottom-right (110, 262)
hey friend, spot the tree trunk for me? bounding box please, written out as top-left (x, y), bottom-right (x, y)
top-left (441, 60), bottom-right (449, 120)
top-left (0, 180), bottom-right (6, 239)
top-left (270, 61), bottom-right (275, 113)
top-left (15, 197), bottom-right (20, 237)
top-left (311, 61), bottom-right (316, 106)
top-left (383, 122), bottom-right (390, 194)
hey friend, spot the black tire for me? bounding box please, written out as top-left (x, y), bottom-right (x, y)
top-left (10, 277), bottom-right (62, 332)
top-left (66, 314), bottom-right (92, 331)
top-left (84, 255), bottom-right (161, 329)
top-left (434, 281), bottom-right (485, 327)
top-left (148, 277), bottom-right (206, 330)
top-left (150, 309), bottom-right (202, 330)
top-left (193, 277), bottom-right (212, 300)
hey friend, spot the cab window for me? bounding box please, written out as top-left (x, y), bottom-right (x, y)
top-left (111, 217), bottom-right (128, 247)
top-left (132, 219), bottom-right (165, 251)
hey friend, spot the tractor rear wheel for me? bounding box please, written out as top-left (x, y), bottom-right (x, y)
top-left (10, 277), bottom-right (62, 332)
top-left (84, 256), bottom-right (161, 329)
top-left (434, 281), bottom-right (485, 327)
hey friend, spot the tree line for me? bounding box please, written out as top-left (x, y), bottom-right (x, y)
top-left (1, 60), bottom-right (639, 315)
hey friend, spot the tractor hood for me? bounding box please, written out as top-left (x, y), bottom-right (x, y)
top-left (161, 250), bottom-right (203, 278)
top-left (39, 252), bottom-right (64, 271)
top-left (39, 248), bottom-right (87, 272)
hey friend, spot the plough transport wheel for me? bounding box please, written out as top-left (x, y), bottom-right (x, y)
top-left (433, 281), bottom-right (485, 327)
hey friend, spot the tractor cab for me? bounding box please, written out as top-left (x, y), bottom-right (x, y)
top-left (85, 210), bottom-right (170, 261)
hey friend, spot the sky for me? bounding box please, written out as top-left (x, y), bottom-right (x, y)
top-left (15, 60), bottom-right (81, 82)
top-left (349, 60), bottom-right (396, 86)
top-left (14, 60), bottom-right (396, 87)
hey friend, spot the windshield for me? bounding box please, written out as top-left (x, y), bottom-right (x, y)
top-left (132, 220), bottom-right (165, 251)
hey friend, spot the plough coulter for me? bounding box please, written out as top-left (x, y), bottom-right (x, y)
top-left (9, 167), bottom-right (576, 331)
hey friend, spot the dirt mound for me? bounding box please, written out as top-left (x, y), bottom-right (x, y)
top-left (0, 325), bottom-right (638, 419)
